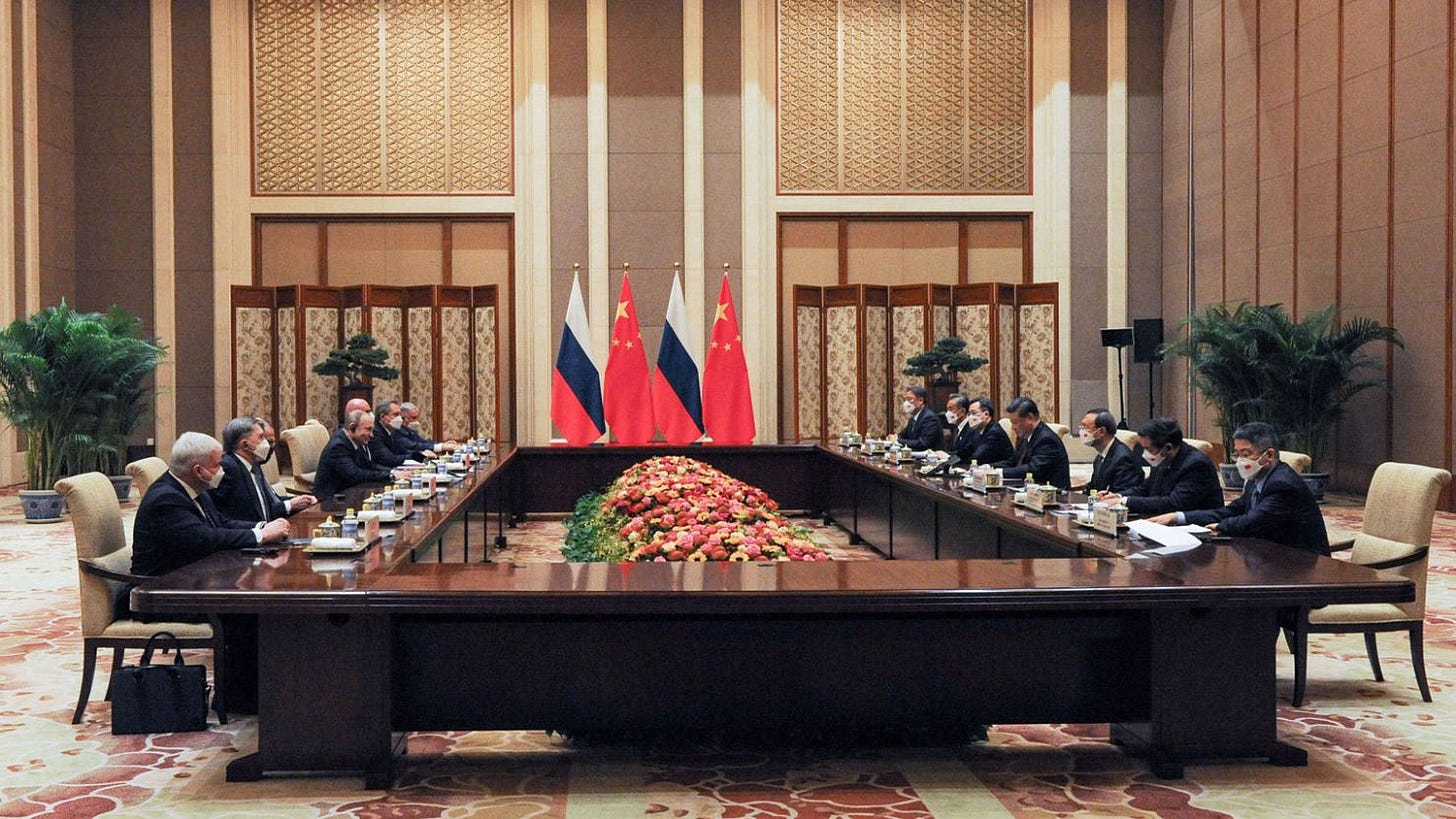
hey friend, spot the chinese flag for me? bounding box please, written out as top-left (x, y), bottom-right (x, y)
top-left (701, 273), bottom-right (755, 444)
top-left (603, 273), bottom-right (656, 444)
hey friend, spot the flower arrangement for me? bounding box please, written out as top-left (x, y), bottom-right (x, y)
top-left (563, 455), bottom-right (829, 563)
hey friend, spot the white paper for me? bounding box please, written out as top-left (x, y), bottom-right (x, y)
top-left (1126, 519), bottom-right (1203, 548)
top-left (1128, 542), bottom-right (1203, 559)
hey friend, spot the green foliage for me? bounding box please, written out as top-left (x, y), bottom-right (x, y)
top-left (1163, 302), bottom-right (1402, 468)
top-left (561, 491), bottom-right (632, 562)
top-left (903, 336), bottom-right (988, 381)
top-left (312, 333), bottom-right (400, 385)
top-left (0, 302), bottom-right (166, 488)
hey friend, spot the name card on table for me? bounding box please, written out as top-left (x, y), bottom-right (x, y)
top-left (1024, 484), bottom-right (1057, 513)
top-left (1092, 504), bottom-right (1123, 537)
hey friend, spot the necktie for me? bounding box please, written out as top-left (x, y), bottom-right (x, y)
top-left (196, 492), bottom-right (218, 527)
top-left (251, 465), bottom-right (272, 519)
top-left (1092, 454), bottom-right (1104, 486)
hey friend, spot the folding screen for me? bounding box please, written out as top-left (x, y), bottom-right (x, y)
top-left (792, 286), bottom-right (824, 442)
top-left (231, 287), bottom-right (278, 422)
top-left (471, 285), bottom-right (500, 440)
top-left (952, 282), bottom-right (1016, 410)
top-left (1014, 283), bottom-right (1059, 422)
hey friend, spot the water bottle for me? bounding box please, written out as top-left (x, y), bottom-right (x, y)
top-left (341, 508), bottom-right (359, 541)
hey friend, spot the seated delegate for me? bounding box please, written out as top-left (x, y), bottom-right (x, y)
top-left (1099, 416), bottom-right (1224, 516)
top-left (995, 395), bottom-right (1070, 490)
top-left (1149, 421), bottom-right (1329, 556)
top-left (1079, 407), bottom-right (1143, 493)
top-left (896, 385), bottom-right (942, 451)
top-left (312, 409), bottom-right (397, 499)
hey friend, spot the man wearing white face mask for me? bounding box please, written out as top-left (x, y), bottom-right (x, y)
top-left (897, 385), bottom-right (943, 451)
top-left (1155, 421), bottom-right (1329, 555)
top-left (133, 432), bottom-right (291, 578)
top-left (371, 400), bottom-right (434, 465)
top-left (1081, 408), bottom-right (1143, 493)
top-left (213, 416), bottom-right (316, 522)
top-left (1102, 417), bottom-right (1223, 515)
top-left (950, 395), bottom-right (1014, 464)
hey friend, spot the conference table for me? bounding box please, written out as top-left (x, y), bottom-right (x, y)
top-left (132, 443), bottom-right (1412, 786)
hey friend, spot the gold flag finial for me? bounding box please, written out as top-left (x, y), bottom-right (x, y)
top-left (722, 262), bottom-right (730, 273)
top-left (572, 262), bottom-right (580, 272)
top-left (623, 262), bottom-right (630, 272)
top-left (673, 261), bottom-right (681, 271)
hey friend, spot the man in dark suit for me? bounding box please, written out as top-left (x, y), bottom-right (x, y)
top-left (995, 395), bottom-right (1070, 489)
top-left (369, 400), bottom-right (431, 466)
top-left (131, 432), bottom-right (292, 715)
top-left (1080, 407), bottom-right (1143, 493)
top-left (133, 432), bottom-right (292, 577)
top-left (213, 416), bottom-right (316, 523)
top-left (1102, 417), bottom-right (1224, 516)
top-left (399, 402), bottom-right (457, 452)
top-left (313, 409), bottom-right (396, 500)
top-left (896, 385), bottom-right (942, 451)
top-left (1155, 421), bottom-right (1329, 556)
top-left (948, 394), bottom-right (1014, 465)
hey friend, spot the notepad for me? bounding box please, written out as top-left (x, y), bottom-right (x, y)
top-left (1126, 519), bottom-right (1202, 548)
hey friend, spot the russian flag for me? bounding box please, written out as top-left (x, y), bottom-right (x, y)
top-left (551, 273), bottom-right (605, 445)
top-left (651, 272), bottom-right (704, 444)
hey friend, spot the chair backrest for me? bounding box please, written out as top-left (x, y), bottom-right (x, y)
top-left (1183, 438), bottom-right (1216, 459)
top-left (280, 423), bottom-right (327, 477)
top-left (260, 445), bottom-right (283, 488)
top-left (125, 457), bottom-right (169, 499)
top-left (56, 472), bottom-right (131, 637)
top-left (1114, 428), bottom-right (1139, 450)
top-left (1355, 462), bottom-right (1453, 618)
top-left (1279, 450), bottom-right (1313, 473)
top-left (998, 417), bottom-right (1015, 442)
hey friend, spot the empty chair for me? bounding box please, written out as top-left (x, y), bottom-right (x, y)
top-left (1182, 437), bottom-right (1216, 460)
top-left (1113, 428), bottom-right (1140, 451)
top-left (57, 472), bottom-right (226, 725)
top-left (279, 420), bottom-right (330, 493)
top-left (1286, 462), bottom-right (1452, 706)
top-left (124, 457), bottom-right (168, 500)
top-left (1279, 450), bottom-right (1313, 473)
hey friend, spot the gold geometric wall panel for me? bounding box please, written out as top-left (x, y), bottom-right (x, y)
top-left (777, 0), bottom-right (1029, 194)
top-left (252, 0), bottom-right (513, 195)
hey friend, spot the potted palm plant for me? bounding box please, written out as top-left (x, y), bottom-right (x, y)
top-left (0, 303), bottom-right (165, 520)
top-left (312, 333), bottom-right (400, 417)
top-left (1164, 302), bottom-right (1401, 496)
top-left (903, 337), bottom-right (988, 411)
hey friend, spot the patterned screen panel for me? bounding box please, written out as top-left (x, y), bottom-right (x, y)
top-left (252, 0), bottom-right (512, 195)
top-left (343, 306), bottom-right (363, 340)
top-left (1018, 303), bottom-right (1056, 422)
top-left (823, 306), bottom-right (860, 435)
top-left (954, 304), bottom-right (992, 402)
top-left (778, 0), bottom-right (1028, 193)
top-left (473, 306), bottom-right (498, 439)
top-left (371, 307), bottom-right (404, 375)
top-left (439, 306), bottom-right (472, 439)
top-left (304, 308), bottom-right (340, 424)
top-left (234, 307), bottom-right (276, 418)
top-left (997, 303), bottom-right (1016, 409)
top-left (891, 306), bottom-right (926, 395)
top-left (864, 304), bottom-right (889, 437)
top-left (276, 307), bottom-right (298, 429)
top-left (794, 305), bottom-right (823, 441)
top-left (932, 305), bottom-right (951, 345)
top-left (407, 306), bottom-right (436, 434)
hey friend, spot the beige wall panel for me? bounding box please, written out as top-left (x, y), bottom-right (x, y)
top-left (839, 0), bottom-right (901, 192)
top-left (902, 222), bottom-right (958, 281)
top-left (846, 221), bottom-right (904, 281)
top-left (904, 0), bottom-right (963, 190)
top-left (1392, 0), bottom-right (1449, 60)
top-left (1393, 47), bottom-right (1449, 144)
top-left (776, 0), bottom-right (838, 191)
top-left (1257, 243), bottom-right (1294, 308)
top-left (385, 0), bottom-right (447, 192)
top-left (451, 221), bottom-right (511, 285)
top-left (965, 221), bottom-right (1023, 282)
top-left (1340, 68), bottom-right (1389, 157)
top-left (447, 0), bottom-right (512, 191)
top-left (1297, 85), bottom-right (1338, 169)
top-left (318, 0), bottom-right (383, 191)
top-left (252, 0), bottom-right (317, 192)
top-left (781, 220), bottom-right (839, 280)
top-left (327, 222), bottom-right (444, 286)
top-left (1340, 147), bottom-right (1388, 232)
top-left (259, 222), bottom-right (320, 285)
top-left (1342, 0), bottom-right (1389, 79)
top-left (1390, 217), bottom-right (1449, 464)
top-left (1392, 131), bottom-right (1450, 224)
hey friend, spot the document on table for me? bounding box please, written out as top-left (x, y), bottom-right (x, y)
top-left (1126, 520), bottom-right (1206, 557)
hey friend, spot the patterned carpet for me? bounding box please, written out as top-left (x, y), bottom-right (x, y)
top-left (2, 487), bottom-right (1454, 818)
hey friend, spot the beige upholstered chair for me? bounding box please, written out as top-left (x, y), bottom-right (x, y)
top-left (124, 457), bottom-right (168, 500)
top-left (259, 445), bottom-right (289, 497)
top-left (998, 417), bottom-right (1015, 441)
top-left (1182, 437), bottom-right (1216, 460)
top-left (280, 420), bottom-right (330, 493)
top-left (1287, 462), bottom-right (1452, 706)
top-left (1279, 450), bottom-right (1313, 473)
top-left (1114, 428), bottom-right (1140, 450)
top-left (57, 472), bottom-right (226, 725)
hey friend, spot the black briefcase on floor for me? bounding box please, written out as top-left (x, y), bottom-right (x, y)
top-left (110, 632), bottom-right (210, 734)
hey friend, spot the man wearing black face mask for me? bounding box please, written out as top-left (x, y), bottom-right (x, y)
top-left (1100, 417), bottom-right (1223, 516)
top-left (1156, 421), bottom-right (1329, 555)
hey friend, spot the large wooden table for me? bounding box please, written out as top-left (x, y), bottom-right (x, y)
top-left (133, 444), bottom-right (1412, 786)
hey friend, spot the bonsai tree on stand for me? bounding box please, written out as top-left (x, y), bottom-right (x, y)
top-left (903, 336), bottom-right (988, 412)
top-left (312, 333), bottom-right (400, 419)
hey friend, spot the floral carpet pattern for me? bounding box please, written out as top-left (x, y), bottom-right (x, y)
top-left (1, 488), bottom-right (1454, 817)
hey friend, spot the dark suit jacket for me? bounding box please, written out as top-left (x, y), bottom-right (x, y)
top-left (951, 421), bottom-right (1015, 465)
top-left (1184, 461), bottom-right (1330, 555)
top-left (132, 472), bottom-right (257, 577)
top-left (377, 422), bottom-right (431, 459)
top-left (997, 421), bottom-right (1071, 489)
top-left (1122, 444), bottom-right (1225, 516)
top-left (897, 407), bottom-right (943, 451)
top-left (368, 425), bottom-right (414, 468)
top-left (1088, 438), bottom-right (1145, 493)
top-left (211, 452), bottom-right (288, 523)
top-left (399, 425), bottom-right (440, 452)
top-left (313, 428), bottom-right (394, 499)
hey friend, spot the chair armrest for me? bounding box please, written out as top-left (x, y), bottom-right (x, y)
top-left (77, 557), bottom-right (149, 585)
